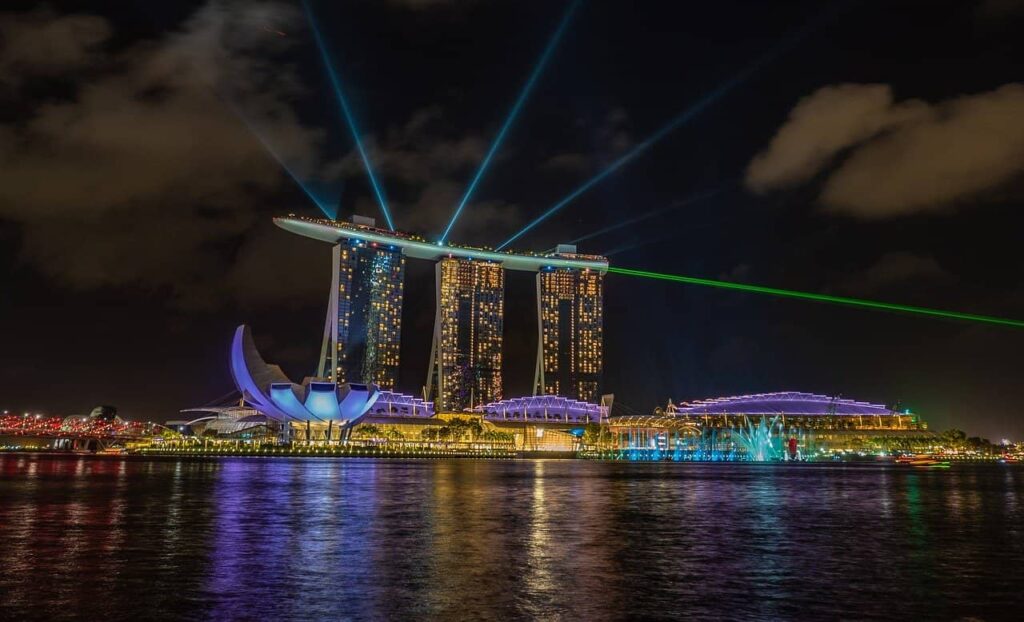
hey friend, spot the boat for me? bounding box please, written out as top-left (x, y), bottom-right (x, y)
top-left (895, 454), bottom-right (951, 468)
top-left (97, 447), bottom-right (128, 455)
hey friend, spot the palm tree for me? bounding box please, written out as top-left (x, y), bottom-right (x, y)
top-left (941, 429), bottom-right (967, 448)
top-left (481, 430), bottom-right (513, 444)
top-left (582, 423), bottom-right (610, 447)
top-left (383, 427), bottom-right (405, 441)
top-left (355, 424), bottom-right (381, 439)
top-left (467, 419), bottom-right (484, 441)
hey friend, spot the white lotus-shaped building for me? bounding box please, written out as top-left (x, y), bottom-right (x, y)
top-left (230, 325), bottom-right (380, 425)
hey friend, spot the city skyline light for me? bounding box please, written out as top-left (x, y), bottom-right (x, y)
top-left (3, 4), bottom-right (1024, 618)
top-left (1, 1), bottom-right (1022, 442)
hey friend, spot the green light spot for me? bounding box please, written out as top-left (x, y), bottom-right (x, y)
top-left (608, 266), bottom-right (1024, 329)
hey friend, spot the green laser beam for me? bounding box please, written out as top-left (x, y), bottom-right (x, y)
top-left (608, 266), bottom-right (1024, 329)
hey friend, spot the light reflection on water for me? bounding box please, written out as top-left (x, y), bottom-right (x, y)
top-left (1, 456), bottom-right (1022, 621)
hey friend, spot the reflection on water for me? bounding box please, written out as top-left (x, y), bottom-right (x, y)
top-left (1, 456), bottom-right (1023, 620)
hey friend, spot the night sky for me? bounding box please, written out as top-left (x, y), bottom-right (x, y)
top-left (2, 0), bottom-right (1022, 439)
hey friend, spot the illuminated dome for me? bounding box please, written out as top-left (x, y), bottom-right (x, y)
top-left (671, 392), bottom-right (893, 416)
top-left (230, 325), bottom-right (380, 424)
top-left (472, 395), bottom-right (605, 423)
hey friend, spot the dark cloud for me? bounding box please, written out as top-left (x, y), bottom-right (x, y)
top-left (326, 105), bottom-right (519, 243)
top-left (977, 0), bottom-right (1024, 19)
top-left (18, 207), bottom-right (252, 293)
top-left (384, 0), bottom-right (479, 9)
top-left (540, 107), bottom-right (633, 176)
top-left (222, 224), bottom-right (328, 310)
top-left (541, 152), bottom-right (589, 173)
top-left (837, 252), bottom-right (954, 296)
top-left (746, 83), bottom-right (1024, 218)
top-left (820, 85), bottom-right (1024, 217)
top-left (719, 263), bottom-right (753, 282)
top-left (0, 0), bottom-right (627, 304)
top-left (0, 8), bottom-right (111, 83)
top-left (746, 84), bottom-right (930, 192)
top-left (0, 2), bottom-right (331, 307)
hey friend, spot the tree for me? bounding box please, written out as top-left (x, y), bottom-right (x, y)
top-left (582, 423), bottom-right (611, 447)
top-left (467, 419), bottom-right (483, 441)
top-left (966, 436), bottom-right (995, 454)
top-left (383, 427), bottom-right (405, 441)
top-left (942, 429), bottom-right (967, 444)
top-left (481, 430), bottom-right (513, 443)
top-left (439, 417), bottom-right (476, 442)
top-left (354, 424), bottom-right (381, 439)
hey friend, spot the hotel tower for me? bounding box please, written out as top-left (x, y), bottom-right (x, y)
top-left (427, 257), bottom-right (506, 412)
top-left (535, 258), bottom-right (604, 403)
top-left (279, 215), bottom-right (607, 410)
top-left (317, 217), bottom-right (405, 390)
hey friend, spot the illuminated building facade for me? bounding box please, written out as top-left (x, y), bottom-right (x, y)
top-left (428, 258), bottom-right (505, 412)
top-left (278, 215), bottom-right (609, 408)
top-left (321, 234), bottom-right (405, 390)
top-left (606, 392), bottom-right (934, 461)
top-left (213, 322), bottom-right (950, 461)
top-left (535, 261), bottom-right (604, 403)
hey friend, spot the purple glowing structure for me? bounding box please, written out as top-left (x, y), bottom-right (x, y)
top-left (668, 392), bottom-right (893, 417)
top-left (230, 325), bottom-right (380, 425)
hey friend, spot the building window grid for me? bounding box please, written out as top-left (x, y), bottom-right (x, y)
top-left (437, 258), bottom-right (504, 412)
top-left (539, 269), bottom-right (603, 403)
top-left (335, 241), bottom-right (405, 390)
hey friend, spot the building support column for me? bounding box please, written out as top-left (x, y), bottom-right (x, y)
top-left (424, 262), bottom-right (444, 405)
top-left (533, 273), bottom-right (545, 396)
top-left (318, 244), bottom-right (341, 382)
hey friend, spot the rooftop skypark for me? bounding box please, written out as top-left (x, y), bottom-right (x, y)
top-left (274, 214), bottom-right (609, 273)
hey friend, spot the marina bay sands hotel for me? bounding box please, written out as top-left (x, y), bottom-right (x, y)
top-left (274, 215), bottom-right (608, 412)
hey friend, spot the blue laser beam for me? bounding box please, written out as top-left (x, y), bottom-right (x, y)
top-left (496, 6), bottom-right (840, 251)
top-left (569, 187), bottom-right (722, 246)
top-left (228, 101), bottom-right (337, 218)
top-left (437, 0), bottom-right (582, 244)
top-left (304, 1), bottom-right (394, 230)
top-left (277, 163), bottom-right (336, 219)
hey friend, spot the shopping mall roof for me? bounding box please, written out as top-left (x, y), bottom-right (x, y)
top-left (608, 415), bottom-right (702, 430)
top-left (671, 392), bottom-right (895, 416)
top-left (274, 215), bottom-right (609, 273)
